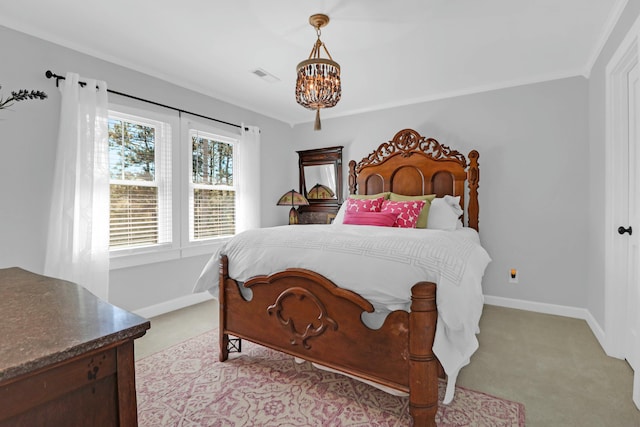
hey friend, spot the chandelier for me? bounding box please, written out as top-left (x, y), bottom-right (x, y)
top-left (295, 14), bottom-right (341, 131)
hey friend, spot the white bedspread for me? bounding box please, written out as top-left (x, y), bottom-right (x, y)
top-left (193, 224), bottom-right (491, 403)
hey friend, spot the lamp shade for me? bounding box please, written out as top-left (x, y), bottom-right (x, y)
top-left (307, 183), bottom-right (335, 199)
top-left (277, 189), bottom-right (309, 207)
top-left (277, 189), bottom-right (309, 225)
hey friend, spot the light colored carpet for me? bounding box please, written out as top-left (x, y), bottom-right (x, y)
top-left (136, 330), bottom-right (525, 426)
top-left (134, 300), bottom-right (640, 425)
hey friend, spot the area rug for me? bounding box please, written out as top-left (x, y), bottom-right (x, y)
top-left (136, 330), bottom-right (525, 426)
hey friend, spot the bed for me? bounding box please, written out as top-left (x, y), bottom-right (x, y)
top-left (194, 128), bottom-right (488, 426)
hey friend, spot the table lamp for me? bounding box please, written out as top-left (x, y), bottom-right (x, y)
top-left (307, 183), bottom-right (335, 199)
top-left (277, 189), bottom-right (309, 224)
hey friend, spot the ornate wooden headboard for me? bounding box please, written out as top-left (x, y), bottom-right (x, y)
top-left (348, 128), bottom-right (480, 230)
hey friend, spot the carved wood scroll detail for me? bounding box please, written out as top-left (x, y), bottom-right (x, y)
top-left (267, 287), bottom-right (338, 350)
top-left (354, 129), bottom-right (467, 176)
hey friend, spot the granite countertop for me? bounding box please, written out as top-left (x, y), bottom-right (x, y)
top-left (0, 267), bottom-right (150, 382)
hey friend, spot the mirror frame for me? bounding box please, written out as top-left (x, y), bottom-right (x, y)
top-left (297, 146), bottom-right (343, 218)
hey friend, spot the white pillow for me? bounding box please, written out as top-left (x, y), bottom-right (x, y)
top-left (427, 196), bottom-right (462, 230)
top-left (332, 202), bottom-right (347, 224)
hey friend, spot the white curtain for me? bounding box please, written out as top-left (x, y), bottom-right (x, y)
top-left (236, 124), bottom-right (261, 232)
top-left (44, 72), bottom-right (110, 300)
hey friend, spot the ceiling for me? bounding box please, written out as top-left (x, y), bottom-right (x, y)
top-left (0, 0), bottom-right (624, 126)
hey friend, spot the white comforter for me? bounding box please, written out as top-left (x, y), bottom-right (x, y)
top-left (193, 224), bottom-right (491, 404)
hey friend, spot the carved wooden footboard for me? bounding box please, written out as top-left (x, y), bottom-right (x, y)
top-left (219, 255), bottom-right (439, 426)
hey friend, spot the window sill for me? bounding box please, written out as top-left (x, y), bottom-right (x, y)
top-left (109, 239), bottom-right (231, 270)
top-left (110, 247), bottom-right (181, 270)
top-left (181, 238), bottom-right (230, 258)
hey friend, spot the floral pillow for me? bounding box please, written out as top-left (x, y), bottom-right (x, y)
top-left (381, 200), bottom-right (426, 228)
top-left (389, 193), bottom-right (436, 228)
top-left (345, 196), bottom-right (385, 213)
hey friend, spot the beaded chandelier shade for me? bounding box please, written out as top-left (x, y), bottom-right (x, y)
top-left (295, 14), bottom-right (341, 131)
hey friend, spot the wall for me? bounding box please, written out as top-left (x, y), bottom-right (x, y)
top-left (293, 77), bottom-right (590, 310)
top-left (2, 15), bottom-right (626, 320)
top-left (587, 0), bottom-right (640, 328)
top-left (0, 25), bottom-right (294, 312)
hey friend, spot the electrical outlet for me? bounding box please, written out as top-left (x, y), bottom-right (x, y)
top-left (509, 268), bottom-right (519, 284)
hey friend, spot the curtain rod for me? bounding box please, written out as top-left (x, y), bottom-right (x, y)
top-left (45, 70), bottom-right (247, 131)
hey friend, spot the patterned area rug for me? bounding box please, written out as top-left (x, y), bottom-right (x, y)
top-left (136, 331), bottom-right (525, 426)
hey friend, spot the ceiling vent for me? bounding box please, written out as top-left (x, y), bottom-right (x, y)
top-left (251, 68), bottom-right (280, 83)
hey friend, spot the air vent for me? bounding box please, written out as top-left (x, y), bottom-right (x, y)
top-left (251, 68), bottom-right (280, 83)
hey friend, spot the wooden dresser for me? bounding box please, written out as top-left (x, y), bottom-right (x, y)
top-left (0, 268), bottom-right (150, 426)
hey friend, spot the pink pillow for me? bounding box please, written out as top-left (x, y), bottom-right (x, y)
top-left (343, 211), bottom-right (397, 227)
top-left (345, 196), bottom-right (385, 213)
top-left (381, 200), bottom-right (426, 228)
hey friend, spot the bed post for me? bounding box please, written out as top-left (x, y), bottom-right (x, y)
top-left (409, 282), bottom-right (438, 427)
top-left (348, 160), bottom-right (357, 195)
top-left (467, 150), bottom-right (480, 231)
top-left (219, 255), bottom-right (229, 362)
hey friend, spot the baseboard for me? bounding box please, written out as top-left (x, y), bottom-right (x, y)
top-left (483, 295), bottom-right (591, 318)
top-left (483, 295), bottom-right (608, 352)
top-left (133, 292), bottom-right (214, 319)
top-left (583, 310), bottom-right (607, 352)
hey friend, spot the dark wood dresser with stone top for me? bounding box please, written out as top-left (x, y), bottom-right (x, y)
top-left (0, 268), bottom-right (150, 426)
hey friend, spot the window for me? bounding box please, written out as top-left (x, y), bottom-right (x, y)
top-left (107, 106), bottom-right (247, 268)
top-left (108, 111), bottom-right (172, 251)
top-left (189, 130), bottom-right (236, 240)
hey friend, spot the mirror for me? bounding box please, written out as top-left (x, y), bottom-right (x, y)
top-left (297, 146), bottom-right (343, 223)
top-left (303, 164), bottom-right (337, 200)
